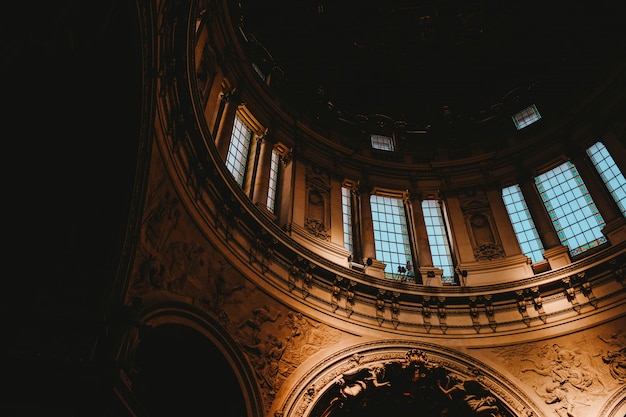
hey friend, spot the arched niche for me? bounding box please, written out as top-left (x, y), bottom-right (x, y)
top-left (276, 340), bottom-right (544, 417)
top-left (128, 307), bottom-right (263, 417)
top-left (599, 384), bottom-right (626, 417)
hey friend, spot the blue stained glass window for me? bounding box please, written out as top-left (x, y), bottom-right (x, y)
top-left (535, 161), bottom-right (607, 256)
top-left (502, 184), bottom-right (545, 263)
top-left (370, 195), bottom-right (413, 280)
top-left (587, 141), bottom-right (626, 218)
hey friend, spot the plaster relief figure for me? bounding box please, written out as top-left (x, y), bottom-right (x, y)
top-left (274, 312), bottom-right (341, 383)
top-left (247, 333), bottom-right (287, 396)
top-left (535, 382), bottom-right (575, 417)
top-left (143, 186), bottom-right (181, 252)
top-left (165, 240), bottom-right (205, 293)
top-left (602, 347), bottom-right (626, 382)
top-left (598, 332), bottom-right (626, 383)
top-left (438, 374), bottom-right (501, 415)
top-left (521, 343), bottom-right (603, 395)
top-left (336, 365), bottom-right (391, 400)
top-left (279, 311), bottom-right (320, 352)
top-left (320, 350), bottom-right (513, 417)
top-left (237, 304), bottom-right (281, 347)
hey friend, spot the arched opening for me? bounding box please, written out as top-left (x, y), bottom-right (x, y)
top-left (133, 324), bottom-right (246, 417)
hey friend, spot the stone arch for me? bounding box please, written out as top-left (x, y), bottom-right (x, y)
top-left (599, 385), bottom-right (626, 417)
top-left (276, 340), bottom-right (545, 417)
top-left (129, 306), bottom-right (264, 417)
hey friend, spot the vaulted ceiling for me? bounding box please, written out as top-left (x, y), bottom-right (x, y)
top-left (234, 0), bottom-right (626, 143)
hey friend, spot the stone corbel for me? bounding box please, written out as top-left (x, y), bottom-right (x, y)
top-left (469, 296), bottom-right (481, 333)
top-left (391, 292), bottom-right (400, 329)
top-left (530, 286), bottom-right (546, 323)
top-left (331, 276), bottom-right (342, 312)
top-left (437, 297), bottom-right (447, 333)
top-left (376, 289), bottom-right (386, 326)
top-left (422, 296), bottom-right (432, 333)
top-left (562, 276), bottom-right (581, 312)
top-left (516, 290), bottom-right (531, 326)
top-left (345, 280), bottom-right (357, 317)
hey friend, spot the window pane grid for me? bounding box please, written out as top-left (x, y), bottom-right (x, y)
top-left (225, 114), bottom-right (252, 185)
top-left (512, 104), bottom-right (541, 130)
top-left (587, 141), bottom-right (626, 217)
top-left (422, 200), bottom-right (455, 283)
top-left (502, 184), bottom-right (545, 263)
top-left (370, 195), bottom-right (413, 280)
top-left (341, 187), bottom-right (353, 253)
top-left (535, 161), bottom-right (607, 256)
top-left (266, 150), bottom-right (280, 212)
top-left (370, 134), bottom-right (394, 151)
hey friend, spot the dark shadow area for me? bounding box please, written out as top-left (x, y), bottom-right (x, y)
top-left (134, 324), bottom-right (247, 417)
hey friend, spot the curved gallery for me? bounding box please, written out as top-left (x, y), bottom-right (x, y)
top-left (112, 1), bottom-right (626, 417)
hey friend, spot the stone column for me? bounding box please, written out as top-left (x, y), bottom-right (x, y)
top-left (329, 177), bottom-right (345, 246)
top-left (603, 128), bottom-right (626, 176)
top-left (409, 193), bottom-right (433, 267)
top-left (214, 89), bottom-right (239, 162)
top-left (444, 193), bottom-right (475, 265)
top-left (408, 192), bottom-right (441, 285)
top-left (278, 151), bottom-right (295, 230)
top-left (486, 185), bottom-right (523, 257)
top-left (358, 183), bottom-right (376, 262)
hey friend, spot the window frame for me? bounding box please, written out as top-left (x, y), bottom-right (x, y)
top-left (534, 161), bottom-right (607, 256)
top-left (369, 191), bottom-right (416, 281)
top-left (586, 140), bottom-right (626, 218)
top-left (502, 184), bottom-right (546, 264)
top-left (512, 104), bottom-right (541, 130)
top-left (370, 134), bottom-right (395, 152)
top-left (421, 199), bottom-right (457, 284)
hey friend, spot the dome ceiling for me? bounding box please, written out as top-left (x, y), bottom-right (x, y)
top-left (235, 0), bottom-right (625, 143)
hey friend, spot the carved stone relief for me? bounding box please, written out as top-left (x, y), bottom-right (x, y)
top-left (302, 348), bottom-right (526, 417)
top-left (233, 307), bottom-right (342, 413)
top-left (491, 327), bottom-right (626, 417)
top-left (304, 165), bottom-right (331, 241)
top-left (459, 190), bottom-right (505, 261)
top-left (126, 170), bottom-right (344, 414)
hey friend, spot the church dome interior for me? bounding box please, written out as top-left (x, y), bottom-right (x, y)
top-left (5, 0), bottom-right (626, 416)
top-left (234, 0), bottom-right (625, 153)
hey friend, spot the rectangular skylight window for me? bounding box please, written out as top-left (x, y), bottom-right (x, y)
top-left (370, 134), bottom-right (394, 151)
top-left (512, 104), bottom-right (541, 130)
